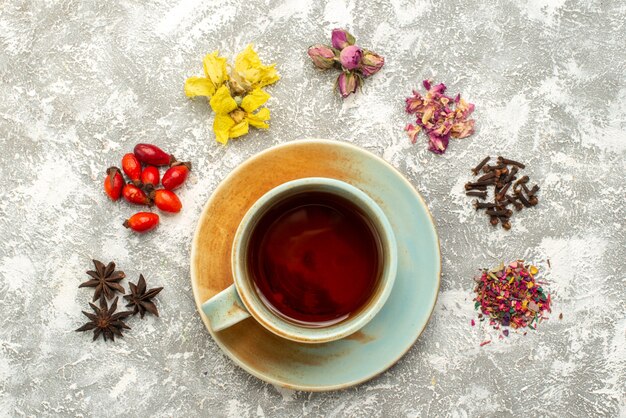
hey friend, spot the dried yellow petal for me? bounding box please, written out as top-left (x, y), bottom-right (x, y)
top-left (184, 76), bottom-right (216, 98)
top-left (229, 120), bottom-right (249, 138)
top-left (234, 44), bottom-right (280, 89)
top-left (213, 114), bottom-right (235, 144)
top-left (209, 85), bottom-right (238, 115)
top-left (203, 51), bottom-right (228, 87)
top-left (240, 88), bottom-right (270, 113)
top-left (246, 107), bottom-right (270, 129)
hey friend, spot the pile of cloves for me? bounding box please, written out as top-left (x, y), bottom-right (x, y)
top-left (465, 156), bottom-right (540, 230)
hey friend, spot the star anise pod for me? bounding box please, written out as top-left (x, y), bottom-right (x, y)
top-left (76, 297), bottom-right (132, 341)
top-left (124, 274), bottom-right (163, 318)
top-left (79, 259), bottom-right (125, 301)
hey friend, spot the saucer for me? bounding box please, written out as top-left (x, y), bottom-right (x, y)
top-left (190, 139), bottom-right (441, 391)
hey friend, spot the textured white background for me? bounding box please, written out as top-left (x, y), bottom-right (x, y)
top-left (1, 0), bottom-right (625, 416)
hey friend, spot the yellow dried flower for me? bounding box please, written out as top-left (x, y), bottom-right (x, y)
top-left (209, 85), bottom-right (270, 144)
top-left (184, 45), bottom-right (279, 144)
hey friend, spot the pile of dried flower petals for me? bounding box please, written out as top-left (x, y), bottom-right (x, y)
top-left (405, 80), bottom-right (475, 154)
top-left (184, 45), bottom-right (279, 144)
top-left (473, 260), bottom-right (551, 339)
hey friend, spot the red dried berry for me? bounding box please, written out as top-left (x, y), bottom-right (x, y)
top-left (162, 162), bottom-right (191, 191)
top-left (123, 212), bottom-right (159, 232)
top-left (121, 153), bottom-right (142, 185)
top-left (122, 184), bottom-right (151, 205)
top-left (133, 144), bottom-right (173, 166)
top-left (104, 167), bottom-right (124, 201)
top-left (152, 189), bottom-right (182, 213)
top-left (141, 166), bottom-right (160, 187)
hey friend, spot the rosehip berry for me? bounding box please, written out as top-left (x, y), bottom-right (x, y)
top-left (151, 189), bottom-right (182, 213)
top-left (141, 166), bottom-right (160, 187)
top-left (133, 143), bottom-right (173, 166)
top-left (123, 212), bottom-right (159, 232)
top-left (103, 167), bottom-right (124, 201)
top-left (162, 162), bottom-right (191, 191)
top-left (121, 153), bottom-right (142, 185)
top-left (122, 184), bottom-right (151, 205)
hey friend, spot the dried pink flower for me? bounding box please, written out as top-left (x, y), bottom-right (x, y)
top-left (361, 51), bottom-right (384, 77)
top-left (404, 80), bottom-right (475, 154)
top-left (307, 44), bottom-right (337, 69)
top-left (331, 29), bottom-right (356, 50)
top-left (339, 45), bottom-right (363, 70)
top-left (337, 71), bottom-right (360, 98)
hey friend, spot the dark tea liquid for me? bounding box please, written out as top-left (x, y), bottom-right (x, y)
top-left (247, 191), bottom-right (382, 327)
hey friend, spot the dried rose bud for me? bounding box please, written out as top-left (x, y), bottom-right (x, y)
top-left (339, 45), bottom-right (363, 70)
top-left (337, 71), bottom-right (360, 98)
top-left (307, 44), bottom-right (337, 69)
top-left (361, 50), bottom-right (384, 77)
top-left (331, 28), bottom-right (356, 50)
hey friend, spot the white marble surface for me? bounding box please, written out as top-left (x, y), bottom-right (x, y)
top-left (0, 0), bottom-right (625, 416)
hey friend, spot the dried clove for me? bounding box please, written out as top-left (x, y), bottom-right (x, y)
top-left (503, 166), bottom-right (519, 184)
top-left (496, 182), bottom-right (512, 201)
top-left (515, 191), bottom-right (533, 208)
top-left (465, 180), bottom-right (494, 190)
top-left (465, 184), bottom-right (488, 191)
top-left (466, 190), bottom-right (487, 199)
top-left (476, 172), bottom-right (496, 182)
top-left (472, 156), bottom-right (491, 175)
top-left (474, 201), bottom-right (496, 210)
top-left (485, 208), bottom-right (512, 217)
top-left (528, 184), bottom-right (540, 197)
top-left (507, 195), bottom-right (524, 211)
top-left (498, 199), bottom-right (512, 208)
top-left (498, 156), bottom-right (526, 169)
top-left (514, 175), bottom-right (529, 186)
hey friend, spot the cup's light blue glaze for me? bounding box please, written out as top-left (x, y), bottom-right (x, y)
top-left (190, 140), bottom-right (441, 391)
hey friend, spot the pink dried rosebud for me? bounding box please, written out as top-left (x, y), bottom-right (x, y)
top-left (361, 51), bottom-right (384, 77)
top-left (337, 71), bottom-right (360, 98)
top-left (339, 45), bottom-right (363, 70)
top-left (331, 28), bottom-right (356, 50)
top-left (307, 44), bottom-right (337, 69)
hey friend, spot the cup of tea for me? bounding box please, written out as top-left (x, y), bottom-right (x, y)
top-left (201, 177), bottom-right (397, 343)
